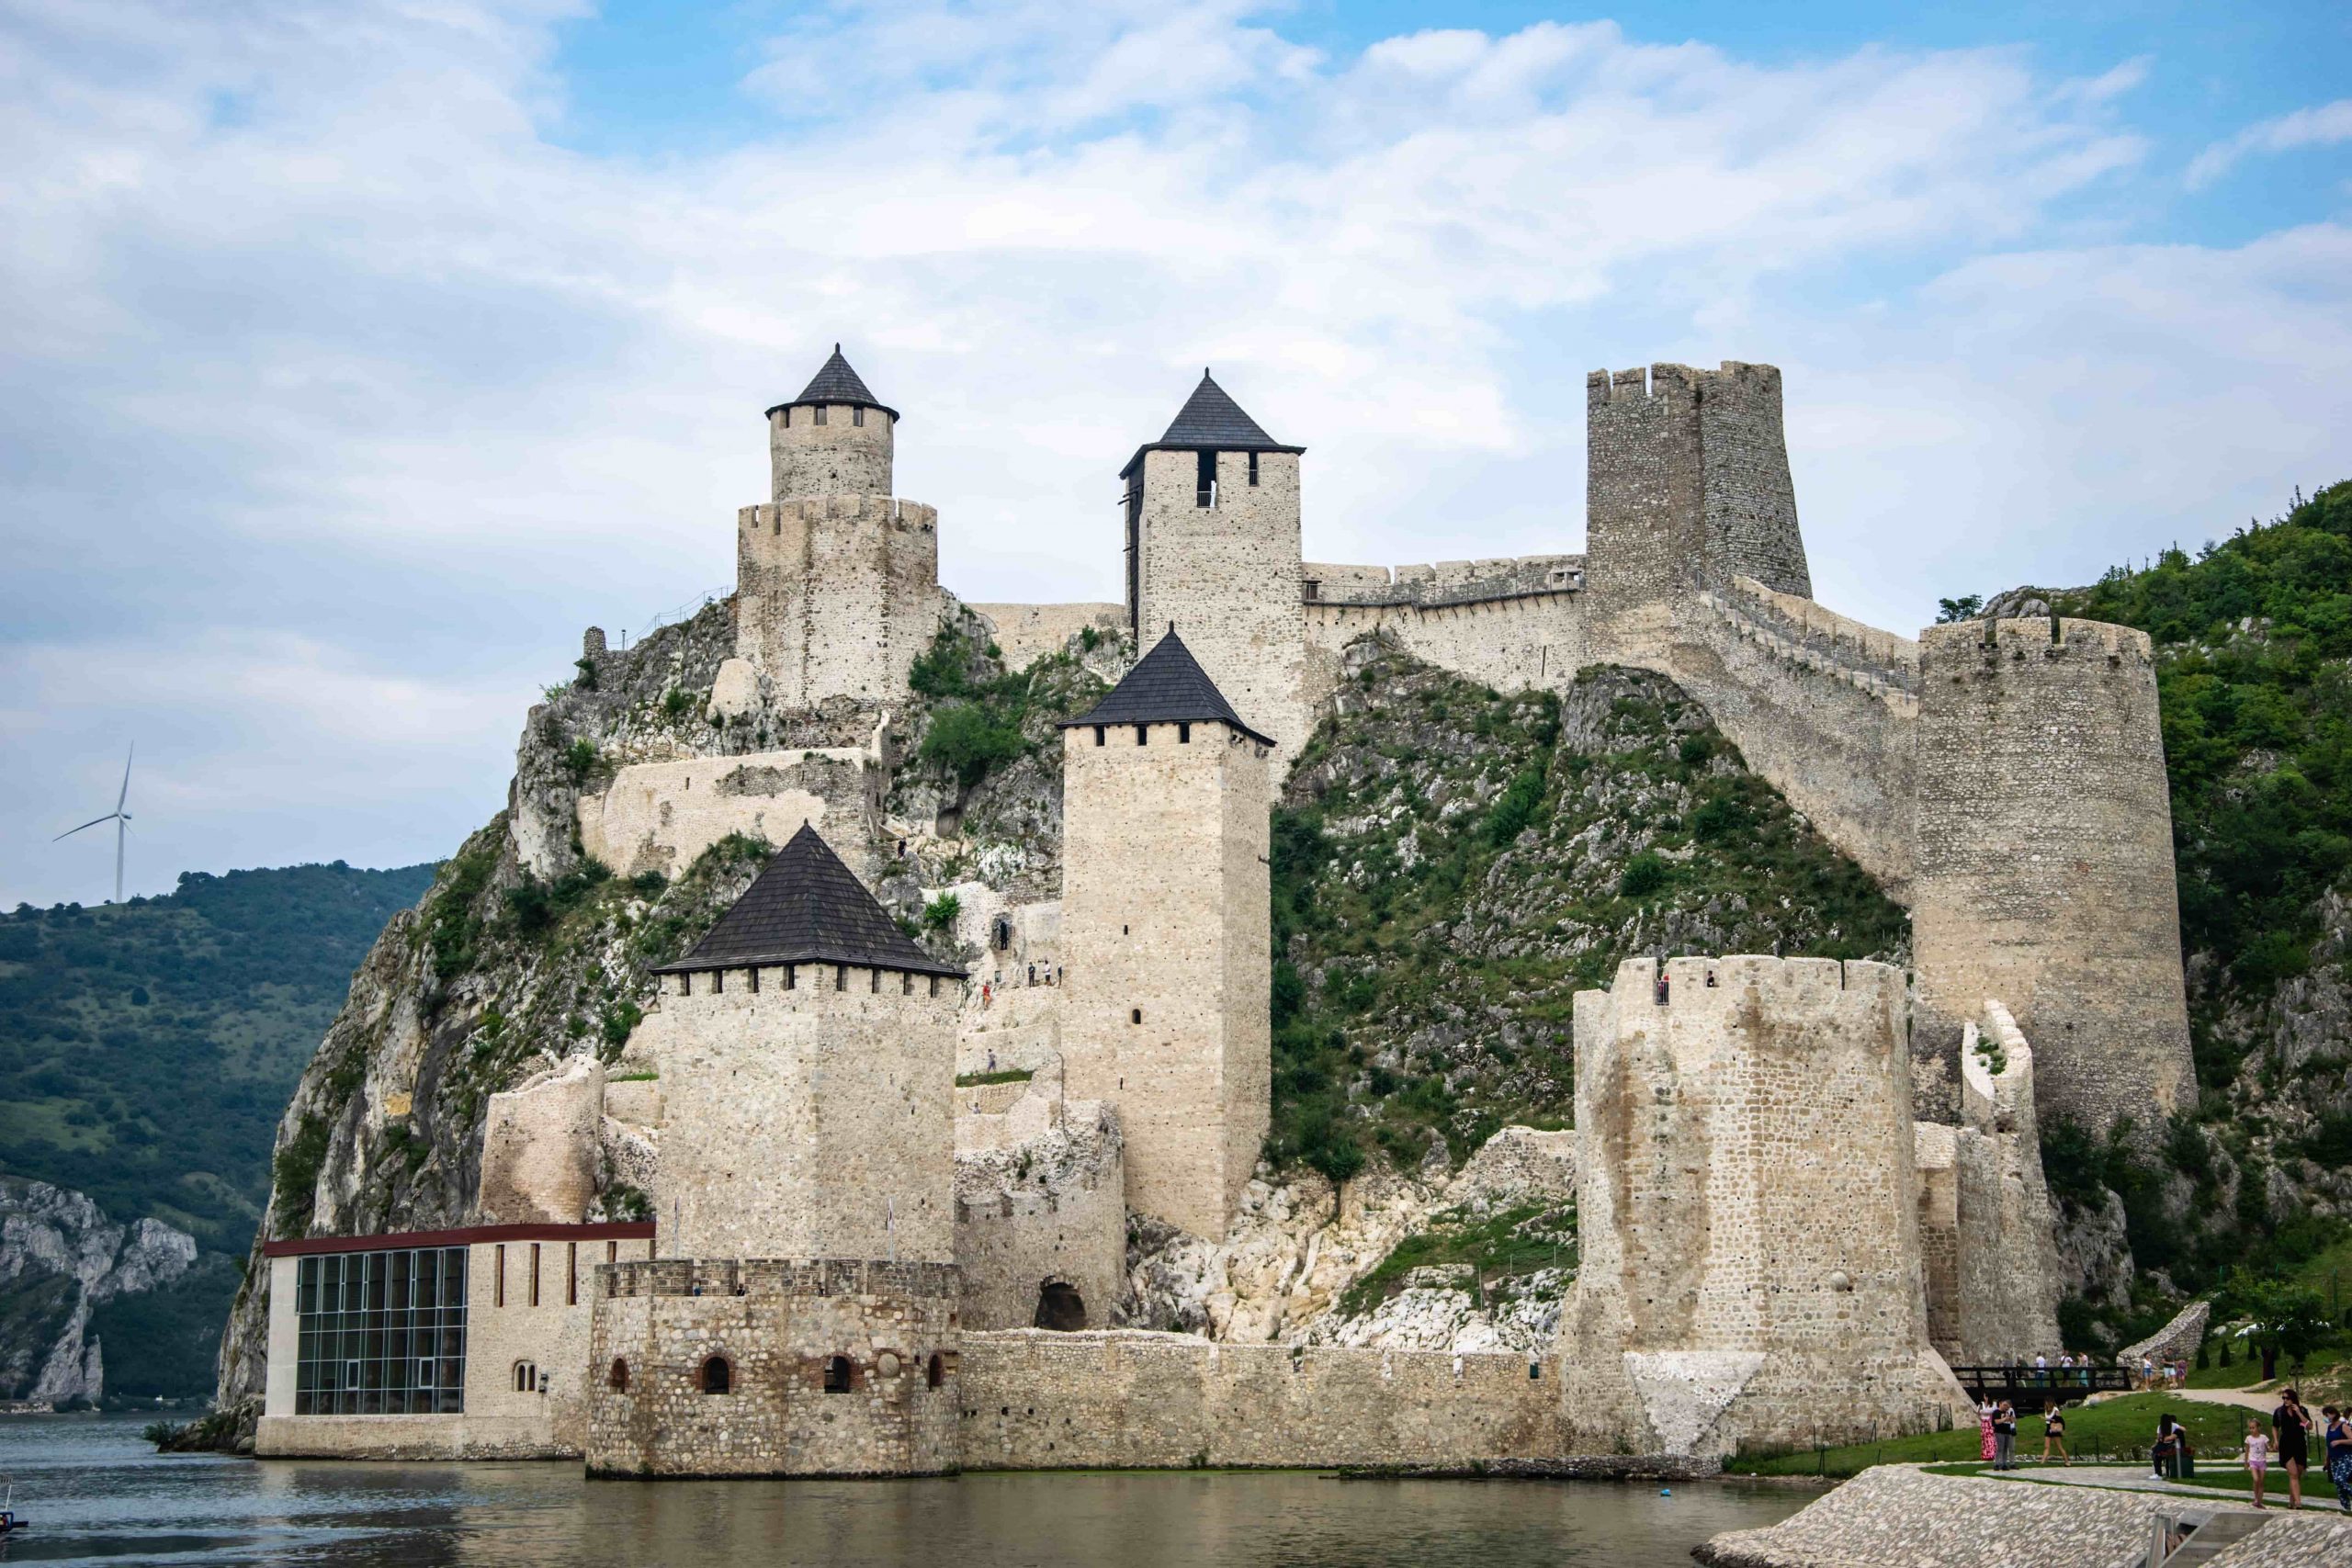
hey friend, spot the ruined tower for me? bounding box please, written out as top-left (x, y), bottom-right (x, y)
top-left (1910, 616), bottom-right (2195, 1133)
top-left (729, 346), bottom-right (941, 710)
top-left (1057, 630), bottom-right (1273, 1239)
top-left (1560, 956), bottom-right (1973, 1457)
top-left (1121, 371), bottom-right (1310, 758)
top-left (587, 824), bottom-right (966, 1477)
top-left (1585, 362), bottom-right (1811, 632)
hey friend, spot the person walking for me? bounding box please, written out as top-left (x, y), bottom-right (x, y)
top-left (1992, 1400), bottom-right (2018, 1471)
top-left (2275, 1387), bottom-right (2314, 1508)
top-left (1978, 1398), bottom-right (1996, 1462)
top-left (2244, 1417), bottom-right (2272, 1508)
top-left (2322, 1405), bottom-right (2352, 1512)
top-left (2041, 1400), bottom-right (2070, 1465)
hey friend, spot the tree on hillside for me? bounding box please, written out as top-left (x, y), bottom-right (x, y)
top-left (2221, 1275), bottom-right (2332, 1381)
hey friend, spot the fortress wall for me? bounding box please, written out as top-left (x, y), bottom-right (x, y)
top-left (1586, 367), bottom-right (1706, 626)
top-left (736, 498), bottom-right (941, 708)
top-left (631, 969), bottom-right (961, 1263)
top-left (1302, 592), bottom-right (1588, 716)
top-left (967, 604), bottom-right (1125, 672)
top-left (476, 1057), bottom-right (603, 1226)
top-left (1696, 364), bottom-right (1810, 598)
top-left (1950, 1005), bottom-right (2064, 1364)
top-left (579, 747), bottom-right (880, 883)
top-left (958, 1330), bottom-right (1562, 1468)
top-left (1301, 554), bottom-right (1584, 606)
top-left (953, 1102), bottom-right (1125, 1333)
top-left (1609, 590), bottom-right (1917, 896)
top-left (1135, 447), bottom-right (1310, 757)
top-left (1911, 1122), bottom-right (1962, 1360)
top-left (1912, 618), bottom-right (2194, 1133)
top-left (1562, 957), bottom-right (1971, 1456)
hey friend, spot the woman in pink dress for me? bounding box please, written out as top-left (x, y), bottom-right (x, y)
top-left (1979, 1400), bottom-right (1997, 1461)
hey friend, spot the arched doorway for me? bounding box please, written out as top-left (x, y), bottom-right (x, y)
top-left (1034, 1280), bottom-right (1087, 1331)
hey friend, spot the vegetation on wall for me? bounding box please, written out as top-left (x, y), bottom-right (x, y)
top-left (1266, 641), bottom-right (1910, 1183)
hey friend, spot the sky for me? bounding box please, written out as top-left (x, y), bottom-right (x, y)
top-left (3, 1), bottom-right (2349, 909)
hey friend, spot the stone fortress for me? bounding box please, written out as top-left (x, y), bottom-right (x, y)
top-left (254, 344), bottom-right (2196, 1475)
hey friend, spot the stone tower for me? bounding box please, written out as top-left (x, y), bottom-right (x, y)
top-left (587, 824), bottom-right (966, 1477)
top-left (1121, 371), bottom-right (1310, 758)
top-left (1560, 956), bottom-right (1973, 1458)
top-left (1910, 616), bottom-right (2195, 1133)
top-left (729, 346), bottom-right (941, 710)
top-left (1585, 362), bottom-right (1811, 632)
top-left (1057, 629), bottom-right (1273, 1239)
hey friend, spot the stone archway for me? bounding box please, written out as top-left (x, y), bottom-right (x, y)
top-left (1033, 1280), bottom-right (1087, 1331)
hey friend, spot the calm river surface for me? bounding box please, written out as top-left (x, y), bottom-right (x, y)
top-left (0, 1415), bottom-right (1807, 1566)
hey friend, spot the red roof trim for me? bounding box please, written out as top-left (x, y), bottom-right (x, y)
top-left (263, 1221), bottom-right (655, 1258)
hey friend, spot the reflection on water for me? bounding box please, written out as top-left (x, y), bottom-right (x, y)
top-left (0, 1415), bottom-right (1807, 1566)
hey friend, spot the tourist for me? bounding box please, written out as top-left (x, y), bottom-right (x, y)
top-left (2142, 1355), bottom-right (2156, 1388)
top-left (2274, 1387), bottom-right (2313, 1508)
top-left (2243, 1418), bottom-right (2270, 1508)
top-left (2033, 1351), bottom-right (2048, 1382)
top-left (1978, 1398), bottom-right (1997, 1462)
top-left (2323, 1405), bottom-right (2352, 1512)
top-left (1992, 1400), bottom-right (2018, 1470)
top-left (2041, 1400), bottom-right (2069, 1465)
top-left (2154, 1414), bottom-right (2180, 1480)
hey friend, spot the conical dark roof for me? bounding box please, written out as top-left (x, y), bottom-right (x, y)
top-left (1060, 627), bottom-right (1274, 747)
top-left (1120, 369), bottom-right (1303, 479)
top-left (655, 823), bottom-right (963, 977)
top-left (764, 344), bottom-right (899, 422)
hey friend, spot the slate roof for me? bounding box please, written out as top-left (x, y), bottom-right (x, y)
top-left (764, 344), bottom-right (899, 422)
top-left (1060, 627), bottom-right (1275, 748)
top-left (654, 823), bottom-right (964, 977)
top-left (1119, 369), bottom-right (1303, 479)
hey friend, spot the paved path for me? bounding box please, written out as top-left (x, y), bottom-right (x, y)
top-left (1990, 1462), bottom-right (2264, 1503)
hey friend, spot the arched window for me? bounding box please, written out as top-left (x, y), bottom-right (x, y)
top-left (513, 1360), bottom-right (537, 1393)
top-left (926, 1352), bottom-right (944, 1389)
top-left (700, 1356), bottom-right (731, 1395)
top-left (1034, 1281), bottom-right (1087, 1332)
top-left (607, 1358), bottom-right (629, 1392)
top-left (823, 1355), bottom-right (855, 1394)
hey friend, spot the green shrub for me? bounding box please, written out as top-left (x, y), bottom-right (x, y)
top-left (661, 688), bottom-right (692, 719)
top-left (921, 703), bottom-right (1025, 789)
top-left (1483, 766), bottom-right (1546, 846)
top-left (922, 892), bottom-right (961, 931)
top-left (1618, 852), bottom-right (1668, 897)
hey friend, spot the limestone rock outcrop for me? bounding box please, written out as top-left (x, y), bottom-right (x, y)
top-left (0, 1178), bottom-right (196, 1405)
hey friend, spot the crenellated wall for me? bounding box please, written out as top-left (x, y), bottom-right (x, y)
top-left (957, 1329), bottom-right (1562, 1468)
top-left (1911, 617), bottom-right (2194, 1131)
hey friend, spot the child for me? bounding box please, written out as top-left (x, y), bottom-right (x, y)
top-left (2244, 1418), bottom-right (2270, 1509)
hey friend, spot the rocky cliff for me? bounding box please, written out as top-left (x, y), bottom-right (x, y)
top-left (0, 1179), bottom-right (195, 1406)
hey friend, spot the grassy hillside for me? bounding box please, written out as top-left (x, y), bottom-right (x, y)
top-left (2040, 480), bottom-right (2352, 1319)
top-left (0, 862), bottom-right (435, 1248)
top-left (1268, 641), bottom-right (1910, 1181)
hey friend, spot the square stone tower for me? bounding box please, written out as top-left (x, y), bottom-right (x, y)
top-left (1057, 629), bottom-right (1273, 1239)
top-left (1121, 372), bottom-right (1310, 759)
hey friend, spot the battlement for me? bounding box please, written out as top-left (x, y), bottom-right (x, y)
top-left (1586, 361), bottom-right (1781, 409)
top-left (598, 1257), bottom-right (959, 1301)
top-left (738, 495), bottom-right (939, 534)
top-left (1726, 576), bottom-right (1919, 673)
top-left (1921, 615), bottom-right (2154, 670)
top-left (1302, 554), bottom-right (1583, 608)
top-left (1596, 953), bottom-right (1907, 1018)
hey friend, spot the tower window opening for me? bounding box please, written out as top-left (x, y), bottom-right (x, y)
top-left (608, 1358), bottom-right (629, 1392)
top-left (701, 1356), bottom-right (731, 1394)
top-left (929, 976), bottom-right (940, 998)
top-left (749, 966), bottom-right (760, 993)
top-left (495, 1245), bottom-right (505, 1307)
top-left (824, 1356), bottom-right (855, 1393)
top-left (1248, 451), bottom-right (1260, 486)
top-left (514, 1360), bottom-right (537, 1393)
top-left (836, 965), bottom-right (847, 991)
top-left (853, 406), bottom-right (865, 427)
top-left (927, 1352), bottom-right (944, 1389)
top-left (813, 406), bottom-right (828, 426)
top-left (870, 967), bottom-right (881, 994)
top-left (567, 1242), bottom-right (578, 1305)
top-left (529, 1243), bottom-right (541, 1306)
top-left (1135, 725), bottom-right (1148, 746)
top-left (1131, 1008), bottom-right (1142, 1024)
top-left (678, 975), bottom-right (691, 997)
top-left (786, 964), bottom-right (797, 990)
top-left (1179, 723), bottom-right (1192, 744)
top-left (712, 970), bottom-right (723, 994)
top-left (901, 972), bottom-right (914, 995)
top-left (781, 407), bottom-right (789, 428)
top-left (1034, 1281), bottom-right (1087, 1332)
top-left (1093, 726), bottom-right (1105, 747)
top-left (1196, 449), bottom-right (1216, 507)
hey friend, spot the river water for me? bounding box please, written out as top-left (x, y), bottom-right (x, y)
top-left (0, 1415), bottom-right (1807, 1566)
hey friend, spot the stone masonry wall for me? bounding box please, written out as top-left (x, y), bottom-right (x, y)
top-left (770, 401), bottom-right (893, 501)
top-left (954, 1100), bottom-right (1125, 1333)
top-left (1302, 591), bottom-right (1589, 719)
top-left (734, 496), bottom-right (943, 709)
top-left (629, 966), bottom-right (962, 1263)
top-left (475, 1057), bottom-right (602, 1225)
top-left (1695, 362), bottom-right (1811, 598)
top-left (958, 1329), bottom-right (1561, 1468)
top-left (1561, 956), bottom-right (1973, 1456)
top-left (1913, 616), bottom-right (2195, 1132)
top-left (1059, 716), bottom-right (1271, 1240)
top-left (1951, 1002), bottom-right (2064, 1364)
top-left (1134, 447), bottom-right (1309, 759)
top-left (1586, 366), bottom-right (1707, 639)
top-left (588, 1258), bottom-right (959, 1477)
top-left (967, 603), bottom-right (1125, 672)
top-left (578, 747), bottom-right (882, 884)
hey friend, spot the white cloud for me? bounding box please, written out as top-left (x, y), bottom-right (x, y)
top-left (0, 0), bottom-right (2346, 905)
top-left (2186, 97), bottom-right (2352, 189)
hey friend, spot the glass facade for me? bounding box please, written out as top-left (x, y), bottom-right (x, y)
top-left (294, 1247), bottom-right (468, 1416)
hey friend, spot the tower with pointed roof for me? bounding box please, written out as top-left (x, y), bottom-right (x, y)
top-left (1056, 628), bottom-right (1273, 1238)
top-left (1119, 370), bottom-right (1310, 761)
top-left (586, 823), bottom-right (967, 1477)
top-left (724, 344), bottom-right (943, 712)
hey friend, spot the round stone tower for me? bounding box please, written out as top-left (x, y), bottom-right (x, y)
top-left (767, 343), bottom-right (896, 500)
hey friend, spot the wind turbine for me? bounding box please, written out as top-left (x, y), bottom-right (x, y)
top-left (56, 746), bottom-right (134, 903)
